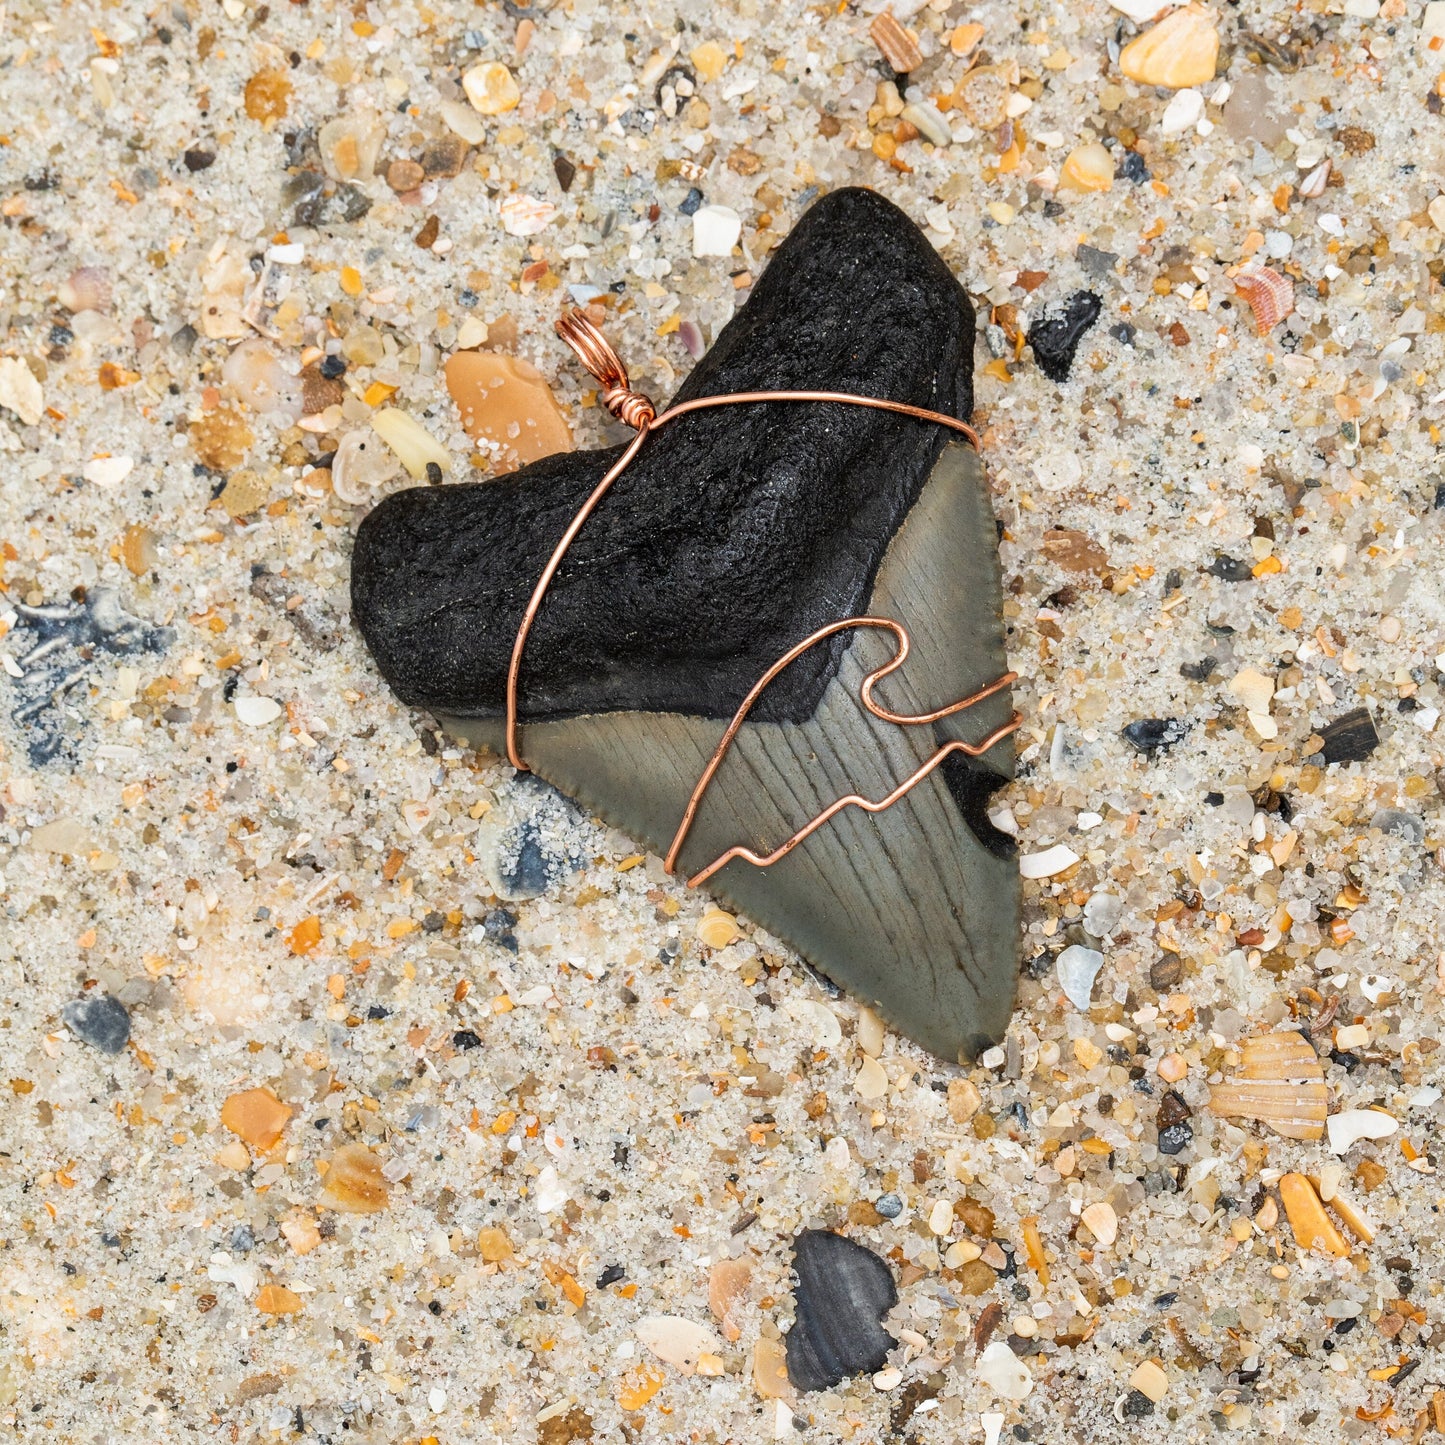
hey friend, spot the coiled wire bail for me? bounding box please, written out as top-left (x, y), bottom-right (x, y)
top-left (555, 310), bottom-right (657, 431)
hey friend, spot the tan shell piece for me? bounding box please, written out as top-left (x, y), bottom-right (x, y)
top-left (1208, 1030), bottom-right (1328, 1140)
top-left (1119, 5), bottom-right (1219, 90)
top-left (1234, 263), bottom-right (1295, 337)
top-left (708, 1257), bottom-right (751, 1341)
top-left (443, 350), bottom-right (573, 472)
top-left (1278, 1173), bottom-right (1348, 1257)
top-left (1307, 1179), bottom-right (1376, 1244)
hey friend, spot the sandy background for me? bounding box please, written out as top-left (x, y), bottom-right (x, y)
top-left (3, 0), bottom-right (1445, 1439)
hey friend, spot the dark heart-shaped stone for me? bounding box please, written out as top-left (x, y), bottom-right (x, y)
top-left (351, 187), bottom-right (1019, 1063)
top-left (785, 1229), bottom-right (899, 1392)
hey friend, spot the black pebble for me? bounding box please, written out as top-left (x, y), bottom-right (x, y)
top-left (1180, 656), bottom-right (1218, 682)
top-left (1319, 707), bottom-right (1379, 765)
top-left (1109, 321), bottom-right (1136, 346)
top-left (596, 1262), bottom-right (626, 1288)
top-left (1204, 790), bottom-right (1224, 806)
top-left (1208, 555), bottom-right (1254, 582)
top-left (1114, 150), bottom-right (1151, 184)
top-left (786, 1230), bottom-right (898, 1392)
top-left (319, 355), bottom-right (347, 379)
top-left (1122, 1389), bottom-right (1155, 1418)
top-left (61, 994), bottom-right (131, 1054)
top-left (553, 153), bottom-right (576, 192)
top-left (1027, 291), bottom-right (1103, 383)
top-left (452, 1029), bottom-right (482, 1051)
top-left (1122, 717), bottom-right (1188, 757)
top-left (678, 186), bottom-right (704, 216)
top-left (183, 148), bottom-right (216, 172)
top-left (1158, 1122), bottom-right (1193, 1154)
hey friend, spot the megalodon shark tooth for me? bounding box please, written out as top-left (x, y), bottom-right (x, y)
top-left (351, 186), bottom-right (1019, 1063)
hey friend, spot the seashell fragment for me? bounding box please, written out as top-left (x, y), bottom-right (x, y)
top-left (499, 193), bottom-right (557, 237)
top-left (1278, 1173), bottom-right (1348, 1257)
top-left (1119, 5), bottom-right (1220, 90)
top-left (371, 408), bottom-right (450, 480)
top-left (709, 1258), bottom-right (752, 1341)
top-left (1326, 1108), bottom-right (1398, 1155)
top-left (1208, 1030), bottom-right (1328, 1140)
top-left (635, 1315), bottom-right (722, 1374)
top-left (786, 1230), bottom-right (898, 1392)
top-left (331, 428), bottom-right (401, 505)
top-left (869, 11), bottom-right (923, 73)
top-left (1233, 262), bottom-right (1294, 336)
top-left (58, 266), bottom-right (112, 314)
top-left (0, 356), bottom-right (43, 426)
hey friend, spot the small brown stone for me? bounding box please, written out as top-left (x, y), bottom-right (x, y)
top-left (243, 71), bottom-right (292, 125)
top-left (954, 1197), bottom-right (996, 1238)
top-left (1355, 1158), bottom-right (1387, 1193)
top-left (1150, 953), bottom-right (1183, 991)
top-left (538, 1408), bottom-right (594, 1444)
top-left (1042, 527), bottom-right (1108, 574)
top-left (299, 363), bottom-right (343, 416)
top-left (708, 1257), bottom-right (751, 1340)
top-left (387, 158), bottom-right (425, 193)
top-left (421, 135), bottom-right (470, 178)
top-left (218, 468), bottom-right (271, 519)
top-left (1338, 126), bottom-right (1375, 155)
top-left (190, 405), bottom-right (254, 471)
top-left (320, 1143), bottom-right (389, 1213)
top-left (847, 1200), bottom-right (883, 1227)
top-left (953, 1259), bottom-right (997, 1296)
top-left (415, 214), bottom-right (441, 249)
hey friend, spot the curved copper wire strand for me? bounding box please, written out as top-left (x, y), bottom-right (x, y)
top-left (664, 616), bottom-right (1021, 887)
top-left (503, 309), bottom-right (1018, 887)
top-left (505, 313), bottom-right (981, 771)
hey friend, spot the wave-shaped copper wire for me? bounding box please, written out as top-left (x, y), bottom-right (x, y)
top-left (503, 309), bottom-right (1020, 887)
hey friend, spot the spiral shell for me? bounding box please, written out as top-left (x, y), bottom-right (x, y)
top-left (1234, 262), bottom-right (1294, 337)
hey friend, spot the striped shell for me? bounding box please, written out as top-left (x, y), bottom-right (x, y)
top-left (1208, 1030), bottom-right (1329, 1141)
top-left (1234, 262), bottom-right (1294, 336)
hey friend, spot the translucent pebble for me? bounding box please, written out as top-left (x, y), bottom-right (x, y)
top-left (318, 115), bottom-right (386, 182)
top-left (1082, 892), bottom-right (1123, 936)
top-left (222, 339), bottom-right (302, 417)
top-left (1056, 945), bottom-right (1104, 1010)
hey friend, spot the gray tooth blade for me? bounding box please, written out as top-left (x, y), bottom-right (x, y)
top-left (441, 443), bottom-right (1018, 1064)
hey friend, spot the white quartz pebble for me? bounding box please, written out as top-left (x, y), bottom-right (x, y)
top-left (234, 696), bottom-right (282, 727)
top-left (693, 204), bottom-right (742, 258)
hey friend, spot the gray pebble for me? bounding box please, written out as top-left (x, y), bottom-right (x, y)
top-left (61, 994), bottom-right (131, 1054)
top-left (875, 1192), bottom-right (903, 1219)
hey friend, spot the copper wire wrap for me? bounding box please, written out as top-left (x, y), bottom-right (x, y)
top-left (504, 308), bottom-right (1023, 888)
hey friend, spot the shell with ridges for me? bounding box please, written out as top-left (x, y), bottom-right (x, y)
top-left (1208, 1029), bottom-right (1328, 1140)
top-left (1234, 262), bottom-right (1294, 336)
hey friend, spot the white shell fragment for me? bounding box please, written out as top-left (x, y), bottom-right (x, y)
top-left (693, 204), bottom-right (743, 258)
top-left (234, 696), bottom-right (283, 727)
top-left (1056, 945), bottom-right (1104, 1011)
top-left (83, 455), bottom-right (134, 489)
top-left (1327, 1108), bottom-right (1399, 1154)
top-left (1019, 844), bottom-right (1079, 879)
top-left (0, 356), bottom-right (43, 425)
top-left (499, 194), bottom-right (557, 237)
top-left (635, 1315), bottom-right (722, 1374)
top-left (976, 1340), bottom-right (1033, 1400)
top-left (331, 428), bottom-right (401, 504)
